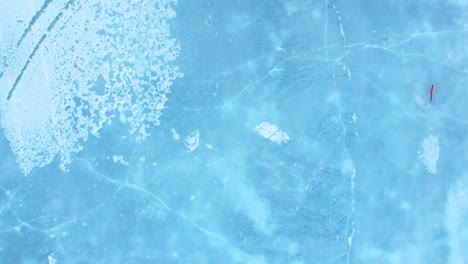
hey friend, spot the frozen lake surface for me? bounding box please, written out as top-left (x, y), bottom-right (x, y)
top-left (0, 0), bottom-right (467, 263)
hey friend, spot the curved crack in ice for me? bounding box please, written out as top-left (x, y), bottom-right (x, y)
top-left (91, 168), bottom-right (255, 261)
top-left (323, 2), bottom-right (356, 261)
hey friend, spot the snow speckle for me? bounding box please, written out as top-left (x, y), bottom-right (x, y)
top-left (14, 226), bottom-right (21, 232)
top-left (418, 134), bottom-right (439, 174)
top-left (48, 255), bottom-right (57, 264)
top-left (112, 155), bottom-right (129, 166)
top-left (274, 45), bottom-right (285, 52)
top-left (352, 113), bottom-right (358, 123)
top-left (343, 64), bottom-right (351, 80)
top-left (184, 130), bottom-right (200, 153)
top-left (205, 144), bottom-right (214, 150)
top-left (332, 4), bottom-right (346, 44)
top-left (255, 122), bottom-right (290, 144)
top-left (347, 232), bottom-right (354, 247)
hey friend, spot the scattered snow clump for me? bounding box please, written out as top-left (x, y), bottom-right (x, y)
top-left (184, 130), bottom-right (200, 153)
top-left (418, 134), bottom-right (439, 174)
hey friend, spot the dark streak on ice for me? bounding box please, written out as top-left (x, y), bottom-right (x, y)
top-left (64, 0), bottom-right (75, 9)
top-left (47, 0), bottom-right (74, 32)
top-left (7, 2), bottom-right (70, 101)
top-left (47, 12), bottom-right (63, 31)
top-left (7, 35), bottom-right (47, 100)
top-left (17, 0), bottom-right (54, 47)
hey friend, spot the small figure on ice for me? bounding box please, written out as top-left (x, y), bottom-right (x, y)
top-left (429, 84), bottom-right (434, 103)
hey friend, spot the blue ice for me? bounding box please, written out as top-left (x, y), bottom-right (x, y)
top-left (0, 0), bottom-right (467, 263)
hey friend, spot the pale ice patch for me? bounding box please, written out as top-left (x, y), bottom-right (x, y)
top-left (287, 243), bottom-right (299, 255)
top-left (255, 122), bottom-right (290, 144)
top-left (232, 179), bottom-right (274, 235)
top-left (0, 0), bottom-right (182, 175)
top-left (284, 2), bottom-right (300, 16)
top-left (418, 134), bottom-right (439, 174)
top-left (171, 128), bottom-right (180, 141)
top-left (445, 177), bottom-right (468, 263)
top-left (311, 8), bottom-right (321, 19)
top-left (341, 158), bottom-right (355, 176)
top-left (449, 0), bottom-right (468, 7)
top-left (184, 130), bottom-right (200, 153)
top-left (205, 144), bottom-right (214, 150)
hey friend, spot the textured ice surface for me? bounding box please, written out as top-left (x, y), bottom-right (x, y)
top-left (0, 0), bottom-right (182, 174)
top-left (446, 177), bottom-right (468, 263)
top-left (0, 0), bottom-right (467, 263)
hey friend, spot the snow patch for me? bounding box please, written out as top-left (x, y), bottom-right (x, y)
top-left (184, 130), bottom-right (200, 153)
top-left (255, 122), bottom-right (289, 144)
top-left (418, 134), bottom-right (439, 174)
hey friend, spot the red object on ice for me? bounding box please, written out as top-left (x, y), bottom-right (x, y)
top-left (429, 84), bottom-right (434, 103)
